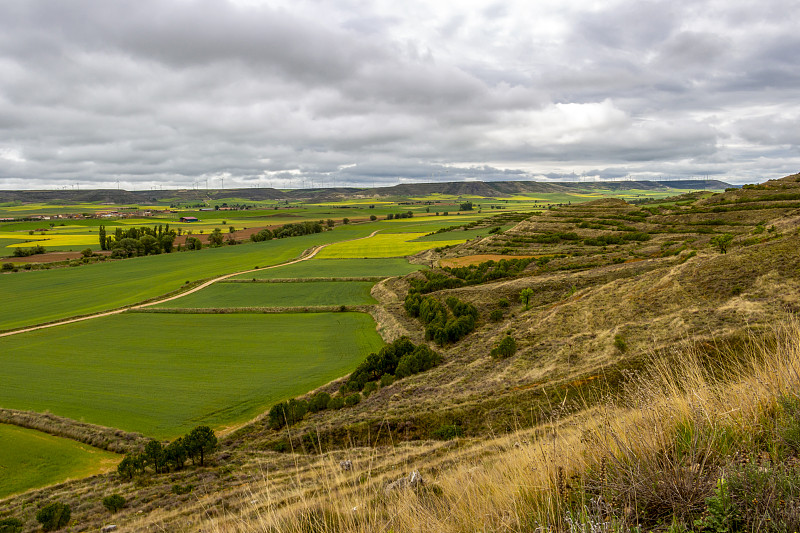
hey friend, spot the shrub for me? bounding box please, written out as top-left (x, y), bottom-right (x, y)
top-left (369, 214), bottom-right (377, 221)
top-left (171, 484), bottom-right (193, 495)
top-left (396, 345), bottom-right (443, 378)
top-left (380, 373), bottom-right (395, 387)
top-left (362, 381), bottom-right (378, 398)
top-left (498, 298), bottom-right (510, 308)
top-left (491, 336), bottom-right (517, 358)
top-left (102, 494), bottom-right (126, 513)
top-left (432, 424), bottom-right (463, 440)
top-left (1, 263), bottom-right (13, 272)
top-left (614, 334), bottom-right (627, 353)
top-left (0, 518), bottom-right (23, 533)
top-left (308, 391), bottom-right (331, 413)
top-left (268, 399), bottom-right (308, 429)
top-left (327, 395), bottom-right (344, 410)
top-left (344, 393), bottom-right (361, 407)
top-left (489, 309), bottom-right (504, 322)
top-left (36, 502), bottom-right (71, 532)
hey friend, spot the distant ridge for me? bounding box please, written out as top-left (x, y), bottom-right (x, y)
top-left (0, 179), bottom-right (732, 205)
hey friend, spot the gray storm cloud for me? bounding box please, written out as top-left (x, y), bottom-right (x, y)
top-left (0, 0), bottom-right (798, 189)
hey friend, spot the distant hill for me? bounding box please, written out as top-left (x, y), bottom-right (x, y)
top-left (0, 179), bottom-right (732, 205)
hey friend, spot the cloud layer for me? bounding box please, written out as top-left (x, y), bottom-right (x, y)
top-left (1, 0), bottom-right (798, 189)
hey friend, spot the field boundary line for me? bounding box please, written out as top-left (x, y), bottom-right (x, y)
top-left (0, 229), bottom-right (383, 338)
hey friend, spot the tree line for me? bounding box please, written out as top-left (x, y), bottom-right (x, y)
top-left (268, 337), bottom-right (442, 431)
top-left (117, 425), bottom-right (217, 479)
top-left (250, 221), bottom-right (324, 242)
top-left (100, 224), bottom-right (178, 258)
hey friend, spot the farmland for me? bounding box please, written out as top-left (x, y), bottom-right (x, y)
top-left (316, 232), bottom-right (466, 258)
top-left (0, 180), bottom-right (732, 504)
top-left (0, 313), bottom-right (384, 438)
top-left (152, 280), bottom-right (377, 308)
top-left (0, 225), bottom-right (378, 332)
top-left (234, 257), bottom-right (424, 279)
top-left (0, 424), bottom-right (119, 499)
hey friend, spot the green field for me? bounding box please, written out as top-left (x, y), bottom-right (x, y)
top-left (0, 313), bottom-right (384, 438)
top-left (233, 258), bottom-right (425, 279)
top-left (316, 232), bottom-right (465, 258)
top-left (153, 281), bottom-right (377, 308)
top-left (0, 424), bottom-right (119, 499)
top-left (0, 225), bottom-right (379, 332)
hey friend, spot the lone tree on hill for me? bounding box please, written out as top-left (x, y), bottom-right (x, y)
top-left (711, 233), bottom-right (733, 254)
top-left (520, 288), bottom-right (534, 310)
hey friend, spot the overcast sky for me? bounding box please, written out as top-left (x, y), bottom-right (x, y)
top-left (0, 0), bottom-right (798, 190)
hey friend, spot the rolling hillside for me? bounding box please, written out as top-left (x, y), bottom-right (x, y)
top-left (2, 175), bottom-right (799, 532)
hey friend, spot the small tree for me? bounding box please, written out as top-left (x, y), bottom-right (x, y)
top-left (520, 288), bottom-right (534, 310)
top-left (711, 233), bottom-right (733, 254)
top-left (208, 228), bottom-right (224, 246)
top-left (117, 453), bottom-right (143, 480)
top-left (35, 502), bottom-right (71, 532)
top-left (144, 439), bottom-right (165, 473)
top-left (164, 437), bottom-right (188, 471)
top-left (342, 217), bottom-right (350, 224)
top-left (102, 494), bottom-right (126, 513)
top-left (369, 214), bottom-right (377, 221)
top-left (80, 248), bottom-right (93, 258)
top-left (184, 425), bottom-right (217, 466)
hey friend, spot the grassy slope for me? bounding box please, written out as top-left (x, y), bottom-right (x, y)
top-left (0, 224), bottom-right (376, 331)
top-left (0, 312), bottom-right (384, 438)
top-left (0, 424), bottom-right (119, 499)
top-left (153, 281), bottom-right (377, 308)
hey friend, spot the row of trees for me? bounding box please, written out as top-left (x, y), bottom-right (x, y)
top-left (250, 221), bottom-right (324, 242)
top-left (117, 425), bottom-right (217, 479)
top-left (443, 257), bottom-right (538, 286)
top-left (100, 224), bottom-right (179, 257)
top-left (12, 244), bottom-right (46, 257)
top-left (268, 338), bottom-right (442, 431)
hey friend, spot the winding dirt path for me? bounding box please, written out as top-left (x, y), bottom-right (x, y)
top-left (0, 229), bottom-right (382, 338)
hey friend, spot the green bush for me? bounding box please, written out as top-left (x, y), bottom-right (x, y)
top-left (379, 373), bottom-right (395, 387)
top-left (344, 393), bottom-right (361, 407)
top-left (431, 424), bottom-right (463, 440)
top-left (268, 398), bottom-right (308, 429)
top-left (396, 345), bottom-right (443, 378)
top-left (171, 484), bottom-right (193, 495)
top-left (362, 381), bottom-right (378, 398)
top-left (491, 336), bottom-right (517, 358)
top-left (308, 391), bottom-right (331, 413)
top-left (102, 494), bottom-right (126, 513)
top-left (36, 502), bottom-right (71, 532)
top-left (0, 518), bottom-right (23, 533)
top-left (327, 395), bottom-right (344, 410)
top-left (489, 309), bottom-right (504, 322)
top-left (614, 334), bottom-right (627, 353)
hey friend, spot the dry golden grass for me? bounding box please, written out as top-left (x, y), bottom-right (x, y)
top-left (149, 317), bottom-right (800, 533)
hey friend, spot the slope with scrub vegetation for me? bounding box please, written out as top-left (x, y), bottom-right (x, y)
top-left (2, 174), bottom-right (800, 532)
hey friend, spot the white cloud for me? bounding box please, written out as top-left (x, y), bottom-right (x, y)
top-left (0, 0), bottom-right (798, 189)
